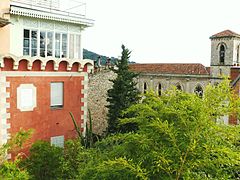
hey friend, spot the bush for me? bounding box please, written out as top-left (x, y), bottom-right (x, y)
top-left (23, 141), bottom-right (63, 180)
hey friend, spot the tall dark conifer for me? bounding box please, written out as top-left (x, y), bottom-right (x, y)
top-left (106, 45), bottom-right (140, 134)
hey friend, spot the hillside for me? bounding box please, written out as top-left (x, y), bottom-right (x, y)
top-left (83, 49), bottom-right (135, 65)
top-left (83, 49), bottom-right (117, 65)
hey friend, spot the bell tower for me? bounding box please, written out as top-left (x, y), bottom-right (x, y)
top-left (210, 30), bottom-right (240, 77)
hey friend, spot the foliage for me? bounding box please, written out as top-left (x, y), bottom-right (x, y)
top-left (23, 141), bottom-right (63, 180)
top-left (0, 129), bottom-right (32, 179)
top-left (84, 79), bottom-right (239, 179)
top-left (61, 140), bottom-right (85, 179)
top-left (78, 157), bottom-right (147, 180)
top-left (107, 45), bottom-right (140, 134)
top-left (69, 109), bottom-right (98, 148)
top-left (21, 79), bottom-right (240, 179)
top-left (114, 80), bottom-right (240, 179)
top-left (0, 128), bottom-right (33, 164)
top-left (0, 159), bottom-right (29, 180)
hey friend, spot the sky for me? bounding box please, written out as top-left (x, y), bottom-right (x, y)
top-left (80, 0), bottom-right (240, 66)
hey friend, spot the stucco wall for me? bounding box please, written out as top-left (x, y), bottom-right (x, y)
top-left (5, 75), bottom-right (84, 157)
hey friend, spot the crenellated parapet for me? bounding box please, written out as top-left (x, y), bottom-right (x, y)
top-left (0, 54), bottom-right (94, 73)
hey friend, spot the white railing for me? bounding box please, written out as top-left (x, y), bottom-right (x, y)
top-left (10, 0), bottom-right (86, 17)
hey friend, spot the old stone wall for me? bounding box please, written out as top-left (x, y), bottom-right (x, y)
top-left (88, 69), bottom-right (116, 135)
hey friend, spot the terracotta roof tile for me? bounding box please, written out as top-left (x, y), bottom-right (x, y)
top-left (129, 63), bottom-right (209, 75)
top-left (210, 30), bottom-right (240, 39)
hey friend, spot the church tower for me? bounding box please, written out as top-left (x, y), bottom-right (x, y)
top-left (210, 30), bottom-right (240, 77)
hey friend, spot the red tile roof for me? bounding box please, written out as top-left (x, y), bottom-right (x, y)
top-left (129, 63), bottom-right (210, 75)
top-left (210, 30), bottom-right (240, 39)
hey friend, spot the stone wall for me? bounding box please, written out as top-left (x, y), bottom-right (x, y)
top-left (88, 69), bottom-right (116, 135)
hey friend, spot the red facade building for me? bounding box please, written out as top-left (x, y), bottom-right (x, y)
top-left (0, 0), bottom-right (94, 157)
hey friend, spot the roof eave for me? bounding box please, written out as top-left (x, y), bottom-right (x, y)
top-left (10, 5), bottom-right (94, 27)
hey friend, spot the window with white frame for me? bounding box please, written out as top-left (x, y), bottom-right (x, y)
top-left (23, 29), bottom-right (38, 56)
top-left (40, 31), bottom-right (53, 57)
top-left (69, 34), bottom-right (81, 59)
top-left (55, 33), bottom-right (61, 58)
top-left (62, 33), bottom-right (68, 58)
top-left (23, 29), bottom-right (75, 59)
top-left (50, 82), bottom-right (64, 108)
top-left (69, 34), bottom-right (74, 59)
top-left (75, 34), bottom-right (81, 59)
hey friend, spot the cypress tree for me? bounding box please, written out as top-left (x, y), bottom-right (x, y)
top-left (106, 45), bottom-right (140, 134)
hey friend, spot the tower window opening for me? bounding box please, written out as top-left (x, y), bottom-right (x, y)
top-left (144, 82), bottom-right (147, 94)
top-left (176, 84), bottom-right (182, 91)
top-left (219, 45), bottom-right (225, 64)
top-left (194, 85), bottom-right (203, 98)
top-left (237, 45), bottom-right (240, 65)
top-left (158, 83), bottom-right (161, 96)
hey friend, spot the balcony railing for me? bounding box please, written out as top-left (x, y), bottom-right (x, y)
top-left (10, 0), bottom-right (87, 17)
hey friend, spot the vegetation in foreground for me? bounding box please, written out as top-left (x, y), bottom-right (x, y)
top-left (1, 79), bottom-right (238, 179)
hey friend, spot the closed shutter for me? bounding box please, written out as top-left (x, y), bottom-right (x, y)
top-left (50, 82), bottom-right (63, 107)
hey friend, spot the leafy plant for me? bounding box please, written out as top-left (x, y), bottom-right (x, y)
top-left (22, 141), bottom-right (63, 180)
top-left (0, 129), bottom-right (32, 179)
top-left (69, 109), bottom-right (98, 148)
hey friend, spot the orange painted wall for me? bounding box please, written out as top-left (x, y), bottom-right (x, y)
top-left (6, 76), bottom-right (84, 155)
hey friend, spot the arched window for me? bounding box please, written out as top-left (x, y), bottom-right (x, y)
top-left (176, 84), bottom-right (182, 91)
top-left (158, 83), bottom-right (161, 96)
top-left (143, 82), bottom-right (147, 94)
top-left (194, 85), bottom-right (203, 97)
top-left (237, 45), bottom-right (240, 64)
top-left (219, 45), bottom-right (225, 64)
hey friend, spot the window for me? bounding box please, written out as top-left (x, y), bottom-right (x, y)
top-left (23, 29), bottom-right (30, 55)
top-left (47, 32), bottom-right (53, 56)
top-left (69, 34), bottom-right (81, 59)
top-left (219, 44), bottom-right (225, 64)
top-left (194, 85), bottom-right (203, 97)
top-left (31, 30), bottom-right (37, 56)
top-left (23, 29), bottom-right (37, 56)
top-left (55, 33), bottom-right (61, 58)
top-left (69, 34), bottom-right (74, 59)
top-left (62, 33), bottom-right (67, 58)
top-left (50, 82), bottom-right (63, 108)
top-left (23, 29), bottom-right (71, 58)
top-left (40, 31), bottom-right (53, 57)
top-left (158, 83), bottom-right (161, 96)
top-left (176, 84), bottom-right (182, 91)
top-left (76, 34), bottom-right (81, 59)
top-left (144, 82), bottom-right (147, 94)
top-left (55, 33), bottom-right (67, 58)
top-left (40, 31), bottom-right (46, 57)
top-left (51, 135), bottom-right (64, 147)
top-left (237, 45), bottom-right (240, 64)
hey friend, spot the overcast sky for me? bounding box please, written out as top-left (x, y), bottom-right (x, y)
top-left (81, 0), bottom-right (240, 66)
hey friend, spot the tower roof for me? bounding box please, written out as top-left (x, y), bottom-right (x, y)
top-left (210, 30), bottom-right (240, 39)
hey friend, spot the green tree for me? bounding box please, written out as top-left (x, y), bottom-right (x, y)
top-left (0, 129), bottom-right (32, 179)
top-left (117, 80), bottom-right (240, 179)
top-left (107, 45), bottom-right (140, 134)
top-left (23, 141), bottom-right (63, 180)
top-left (89, 79), bottom-right (240, 179)
top-left (19, 80), bottom-right (240, 179)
